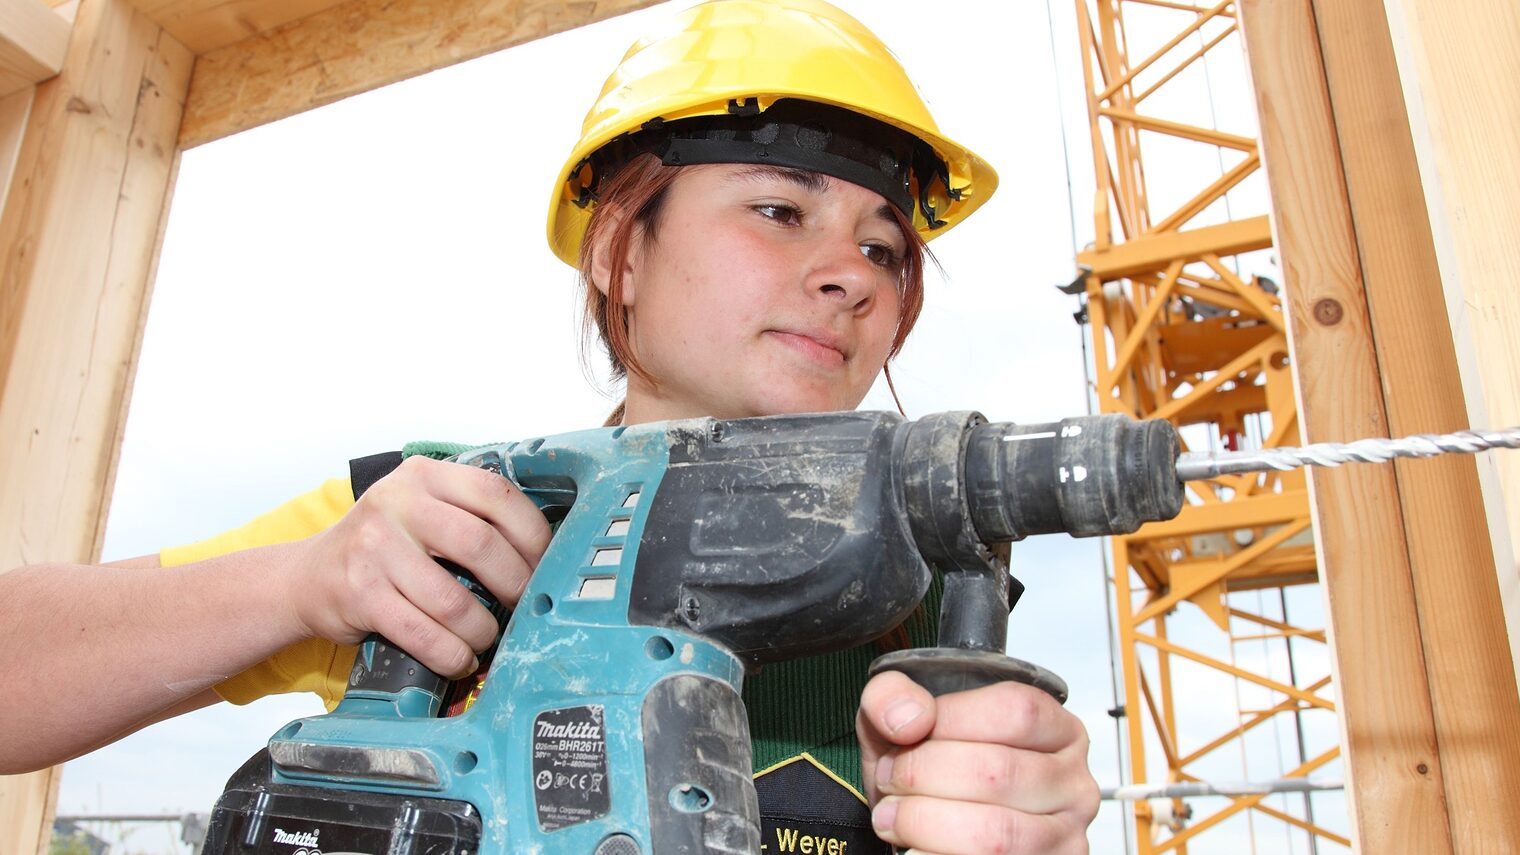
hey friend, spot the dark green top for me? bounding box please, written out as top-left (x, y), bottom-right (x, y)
top-left (743, 574), bottom-right (943, 793)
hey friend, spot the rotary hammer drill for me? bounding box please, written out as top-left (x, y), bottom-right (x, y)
top-left (202, 409), bottom-right (1183, 854)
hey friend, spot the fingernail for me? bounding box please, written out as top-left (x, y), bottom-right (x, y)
top-left (883, 698), bottom-right (924, 734)
top-left (875, 754), bottom-right (894, 791)
top-left (872, 797), bottom-right (897, 835)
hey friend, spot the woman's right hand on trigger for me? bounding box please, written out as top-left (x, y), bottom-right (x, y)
top-left (289, 455), bottom-right (551, 679)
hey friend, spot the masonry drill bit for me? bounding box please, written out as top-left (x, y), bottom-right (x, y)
top-left (1175, 426), bottom-right (1520, 482)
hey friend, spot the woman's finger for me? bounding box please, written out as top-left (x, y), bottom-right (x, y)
top-left (405, 456), bottom-right (553, 571)
top-left (366, 589), bottom-right (479, 679)
top-left (400, 491), bottom-right (535, 609)
top-left (922, 680), bottom-right (1086, 756)
top-left (384, 543), bottom-right (501, 654)
top-left (872, 794), bottom-right (1084, 855)
top-left (875, 738), bottom-right (1090, 816)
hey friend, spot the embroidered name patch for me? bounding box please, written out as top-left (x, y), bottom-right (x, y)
top-left (754, 754), bottom-right (888, 855)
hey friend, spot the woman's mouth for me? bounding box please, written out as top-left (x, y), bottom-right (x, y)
top-left (766, 330), bottom-right (847, 365)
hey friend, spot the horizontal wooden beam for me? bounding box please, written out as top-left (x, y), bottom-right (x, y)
top-left (1077, 215), bottom-right (1272, 279)
top-left (0, 0), bottom-right (69, 96)
top-left (126, 0), bottom-right (344, 54)
top-left (178, 0), bottom-right (664, 149)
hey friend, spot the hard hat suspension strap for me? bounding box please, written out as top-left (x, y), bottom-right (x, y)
top-left (579, 99), bottom-right (950, 227)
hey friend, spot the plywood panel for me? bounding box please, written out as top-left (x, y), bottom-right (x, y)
top-left (1236, 0), bottom-right (1449, 850)
top-left (179, 0), bottom-right (664, 149)
top-left (0, 0), bottom-right (191, 847)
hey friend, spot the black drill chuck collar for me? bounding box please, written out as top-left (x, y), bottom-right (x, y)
top-left (877, 412), bottom-right (1183, 705)
top-left (964, 413), bottom-right (1185, 542)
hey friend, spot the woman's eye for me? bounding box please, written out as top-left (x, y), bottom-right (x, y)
top-left (755, 204), bottom-right (801, 225)
top-left (860, 243), bottom-right (902, 269)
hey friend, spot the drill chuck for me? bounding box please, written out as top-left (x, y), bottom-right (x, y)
top-left (964, 414), bottom-right (1184, 541)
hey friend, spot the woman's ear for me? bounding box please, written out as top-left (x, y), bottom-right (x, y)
top-left (587, 206), bottom-right (639, 307)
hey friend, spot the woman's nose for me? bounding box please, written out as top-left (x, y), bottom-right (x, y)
top-left (806, 238), bottom-right (882, 312)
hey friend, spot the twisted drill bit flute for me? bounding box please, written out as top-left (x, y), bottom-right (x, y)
top-left (1175, 426), bottom-right (1520, 482)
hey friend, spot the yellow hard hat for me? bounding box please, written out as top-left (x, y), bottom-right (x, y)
top-left (546, 0), bottom-right (999, 267)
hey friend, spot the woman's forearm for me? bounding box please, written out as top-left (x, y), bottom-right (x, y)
top-left (0, 541), bottom-right (310, 773)
top-left (0, 457), bottom-right (548, 774)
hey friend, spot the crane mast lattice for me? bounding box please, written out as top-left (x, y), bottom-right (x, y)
top-left (1070, 1), bottom-right (1347, 850)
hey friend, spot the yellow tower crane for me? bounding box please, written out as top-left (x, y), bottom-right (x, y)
top-left (1069, 1), bottom-right (1345, 850)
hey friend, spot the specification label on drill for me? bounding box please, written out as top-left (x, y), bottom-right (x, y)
top-left (532, 705), bottom-right (611, 831)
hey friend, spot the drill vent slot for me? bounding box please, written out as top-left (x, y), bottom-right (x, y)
top-left (605, 519), bottom-right (631, 537)
top-left (577, 577), bottom-right (617, 600)
top-left (621, 491), bottom-right (641, 508)
top-left (591, 547), bottom-right (623, 566)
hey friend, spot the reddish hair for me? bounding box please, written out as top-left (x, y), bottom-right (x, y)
top-left (577, 153), bottom-right (932, 421)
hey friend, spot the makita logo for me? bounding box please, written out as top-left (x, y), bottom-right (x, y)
top-left (535, 720), bottom-right (601, 740)
top-left (272, 828), bottom-right (320, 848)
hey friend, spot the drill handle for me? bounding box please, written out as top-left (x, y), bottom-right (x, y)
top-left (871, 560), bottom-right (1068, 705)
top-left (342, 558), bottom-right (507, 718)
top-left (868, 648), bottom-right (1068, 703)
top-left (338, 441), bottom-right (574, 715)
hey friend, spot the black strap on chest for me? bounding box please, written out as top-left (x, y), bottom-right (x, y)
top-left (349, 451), bottom-right (403, 500)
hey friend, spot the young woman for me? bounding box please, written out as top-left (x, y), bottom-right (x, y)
top-left (0, 1), bottom-right (1099, 851)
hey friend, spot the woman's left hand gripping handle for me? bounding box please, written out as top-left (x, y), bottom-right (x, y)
top-left (288, 454), bottom-right (552, 683)
top-left (857, 670), bottom-right (1100, 855)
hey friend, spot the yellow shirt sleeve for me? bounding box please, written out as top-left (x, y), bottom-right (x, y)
top-left (159, 477), bottom-right (359, 711)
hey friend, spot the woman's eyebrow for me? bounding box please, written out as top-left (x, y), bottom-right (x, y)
top-left (728, 165), bottom-right (900, 226)
top-left (727, 165), bottom-right (833, 194)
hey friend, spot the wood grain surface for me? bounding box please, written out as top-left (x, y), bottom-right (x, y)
top-left (0, 0), bottom-right (190, 849)
top-left (179, 0), bottom-right (663, 148)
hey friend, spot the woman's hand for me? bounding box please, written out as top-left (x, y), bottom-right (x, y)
top-left (288, 455), bottom-right (551, 678)
top-left (857, 670), bottom-right (1099, 855)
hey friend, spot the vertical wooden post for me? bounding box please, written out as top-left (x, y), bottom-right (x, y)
top-left (1239, 0), bottom-right (1520, 850)
top-left (1382, 0), bottom-right (1520, 676)
top-left (0, 0), bottom-right (191, 848)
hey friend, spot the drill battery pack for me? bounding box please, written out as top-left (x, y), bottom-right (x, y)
top-left (203, 750), bottom-right (481, 854)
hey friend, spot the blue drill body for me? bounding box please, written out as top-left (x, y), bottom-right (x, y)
top-left (253, 421), bottom-right (757, 853)
top-left (202, 411), bottom-right (1182, 854)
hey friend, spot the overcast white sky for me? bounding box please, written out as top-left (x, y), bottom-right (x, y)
top-left (57, 2), bottom-right (1345, 852)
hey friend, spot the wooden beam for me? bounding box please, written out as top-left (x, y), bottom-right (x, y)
top-left (0, 87), bottom-right (34, 202)
top-left (178, 0), bottom-right (665, 149)
top-left (0, 0), bottom-right (69, 96)
top-left (0, 0), bottom-right (191, 848)
top-left (1241, 0), bottom-right (1520, 849)
top-left (1384, 0), bottom-right (1520, 681)
top-left (1311, 0), bottom-right (1520, 846)
top-left (1236, 1), bottom-right (1449, 850)
top-left (126, 0), bottom-right (345, 54)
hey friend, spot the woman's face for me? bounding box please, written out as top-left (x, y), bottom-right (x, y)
top-left (597, 163), bottom-right (908, 423)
